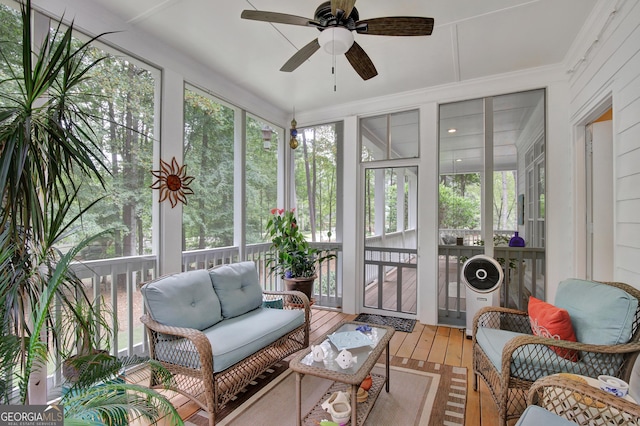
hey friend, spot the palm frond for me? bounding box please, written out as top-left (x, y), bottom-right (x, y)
top-left (61, 355), bottom-right (183, 425)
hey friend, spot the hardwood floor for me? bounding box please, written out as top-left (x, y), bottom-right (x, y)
top-left (150, 308), bottom-right (500, 425)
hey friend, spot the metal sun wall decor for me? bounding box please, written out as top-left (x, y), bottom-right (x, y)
top-left (150, 157), bottom-right (195, 208)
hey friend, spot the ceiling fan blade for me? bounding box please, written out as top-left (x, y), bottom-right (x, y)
top-left (331, 0), bottom-right (356, 19)
top-left (345, 41), bottom-right (377, 80)
top-left (241, 10), bottom-right (317, 27)
top-left (356, 17), bottom-right (434, 36)
top-left (280, 38), bottom-right (321, 72)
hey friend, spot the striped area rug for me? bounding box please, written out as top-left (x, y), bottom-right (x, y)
top-left (185, 355), bottom-right (466, 426)
top-left (389, 356), bottom-right (467, 426)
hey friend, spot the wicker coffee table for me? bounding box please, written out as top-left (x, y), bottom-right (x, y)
top-left (290, 321), bottom-right (395, 426)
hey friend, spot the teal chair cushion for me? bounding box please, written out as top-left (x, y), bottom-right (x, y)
top-left (209, 261), bottom-right (263, 319)
top-left (554, 279), bottom-right (638, 346)
top-left (515, 405), bottom-right (574, 426)
top-left (141, 269), bottom-right (222, 330)
top-left (475, 327), bottom-right (618, 381)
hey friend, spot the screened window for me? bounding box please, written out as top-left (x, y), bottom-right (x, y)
top-left (438, 89), bottom-right (546, 321)
top-left (360, 109), bottom-right (419, 162)
top-left (0, 3), bottom-right (21, 105)
top-left (48, 30), bottom-right (159, 260)
top-left (183, 86), bottom-right (235, 249)
top-left (293, 123), bottom-right (340, 243)
top-left (246, 115), bottom-right (280, 244)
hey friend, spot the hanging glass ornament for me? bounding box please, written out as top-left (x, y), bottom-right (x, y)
top-left (289, 118), bottom-right (299, 149)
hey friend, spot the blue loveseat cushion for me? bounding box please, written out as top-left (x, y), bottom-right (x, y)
top-left (515, 405), bottom-right (574, 426)
top-left (554, 279), bottom-right (638, 346)
top-left (209, 261), bottom-right (263, 319)
top-left (475, 327), bottom-right (618, 381)
top-left (141, 269), bottom-right (222, 330)
top-left (154, 307), bottom-right (304, 372)
top-left (205, 307), bottom-right (304, 372)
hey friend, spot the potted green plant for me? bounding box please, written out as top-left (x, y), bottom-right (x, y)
top-left (0, 0), bottom-right (112, 403)
top-left (265, 208), bottom-right (336, 300)
top-left (59, 296), bottom-right (114, 383)
top-left (0, 3), bottom-right (183, 422)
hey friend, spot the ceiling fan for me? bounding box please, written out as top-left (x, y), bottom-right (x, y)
top-left (241, 0), bottom-right (434, 81)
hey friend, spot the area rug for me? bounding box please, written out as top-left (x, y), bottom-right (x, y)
top-left (185, 356), bottom-right (466, 426)
top-left (353, 313), bottom-right (416, 332)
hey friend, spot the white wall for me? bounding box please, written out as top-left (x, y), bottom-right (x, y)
top-left (567, 0), bottom-right (640, 289)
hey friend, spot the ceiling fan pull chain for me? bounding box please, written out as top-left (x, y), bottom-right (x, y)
top-left (333, 51), bottom-right (337, 92)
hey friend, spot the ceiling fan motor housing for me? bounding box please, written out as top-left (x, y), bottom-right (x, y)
top-left (315, 1), bottom-right (359, 29)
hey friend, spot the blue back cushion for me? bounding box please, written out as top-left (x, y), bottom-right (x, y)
top-left (141, 269), bottom-right (222, 330)
top-left (554, 279), bottom-right (638, 345)
top-left (209, 261), bottom-right (263, 318)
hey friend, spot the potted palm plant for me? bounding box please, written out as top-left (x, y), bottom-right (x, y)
top-left (265, 208), bottom-right (336, 300)
top-left (59, 296), bottom-right (114, 383)
top-left (0, 2), bottom-right (182, 423)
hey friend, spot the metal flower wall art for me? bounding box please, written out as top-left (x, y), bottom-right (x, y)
top-left (150, 157), bottom-right (194, 207)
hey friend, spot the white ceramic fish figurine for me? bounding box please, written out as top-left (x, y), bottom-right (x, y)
top-left (335, 349), bottom-right (357, 369)
top-left (311, 345), bottom-right (325, 362)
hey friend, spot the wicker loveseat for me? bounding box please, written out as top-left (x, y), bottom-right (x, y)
top-left (472, 279), bottom-right (640, 426)
top-left (140, 261), bottom-right (310, 425)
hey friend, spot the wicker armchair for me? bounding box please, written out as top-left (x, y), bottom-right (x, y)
top-left (517, 374), bottom-right (640, 425)
top-left (472, 280), bottom-right (640, 426)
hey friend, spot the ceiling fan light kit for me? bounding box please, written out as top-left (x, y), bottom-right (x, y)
top-left (241, 0), bottom-right (434, 80)
top-left (318, 27), bottom-right (354, 55)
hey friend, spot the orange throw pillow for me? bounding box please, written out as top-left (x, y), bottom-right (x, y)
top-left (528, 296), bottom-right (579, 361)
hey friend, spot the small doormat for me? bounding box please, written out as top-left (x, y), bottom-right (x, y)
top-left (353, 313), bottom-right (416, 333)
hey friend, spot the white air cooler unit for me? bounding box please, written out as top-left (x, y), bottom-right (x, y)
top-left (462, 254), bottom-right (503, 337)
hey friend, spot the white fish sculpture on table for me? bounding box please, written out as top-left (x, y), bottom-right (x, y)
top-left (311, 345), bottom-right (325, 362)
top-left (335, 349), bottom-right (357, 369)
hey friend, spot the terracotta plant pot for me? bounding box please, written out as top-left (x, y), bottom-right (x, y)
top-left (283, 276), bottom-right (316, 301)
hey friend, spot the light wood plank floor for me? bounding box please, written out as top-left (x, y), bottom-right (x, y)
top-left (149, 308), bottom-right (500, 425)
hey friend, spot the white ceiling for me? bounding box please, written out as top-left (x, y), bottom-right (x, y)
top-left (75, 0), bottom-right (598, 114)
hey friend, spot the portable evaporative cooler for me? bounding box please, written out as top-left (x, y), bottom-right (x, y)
top-left (462, 254), bottom-right (504, 337)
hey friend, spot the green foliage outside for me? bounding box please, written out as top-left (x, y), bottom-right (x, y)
top-left (245, 117), bottom-right (279, 244)
top-left (47, 35), bottom-right (157, 259)
top-left (183, 91), bottom-right (280, 249)
top-left (439, 171), bottom-right (517, 231)
top-left (0, 4), bottom-right (337, 257)
top-left (364, 168), bottom-right (414, 236)
top-left (439, 182), bottom-right (480, 229)
top-left (183, 89), bottom-right (235, 249)
top-left (294, 125), bottom-right (338, 242)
